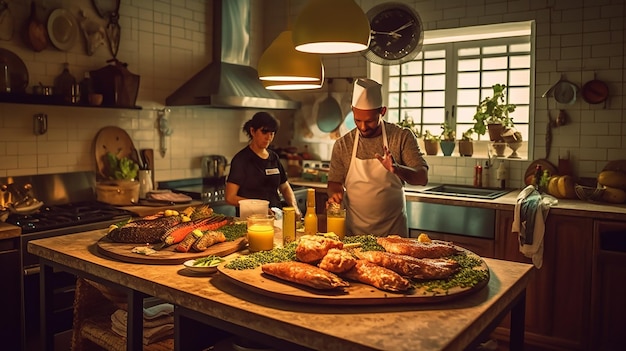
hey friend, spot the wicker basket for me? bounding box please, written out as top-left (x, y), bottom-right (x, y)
top-left (574, 184), bottom-right (605, 201)
top-left (96, 180), bottom-right (139, 206)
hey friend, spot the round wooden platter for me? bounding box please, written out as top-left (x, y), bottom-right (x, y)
top-left (217, 245), bottom-right (490, 305)
top-left (96, 236), bottom-right (248, 265)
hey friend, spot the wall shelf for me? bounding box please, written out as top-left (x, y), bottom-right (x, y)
top-left (0, 93), bottom-right (142, 109)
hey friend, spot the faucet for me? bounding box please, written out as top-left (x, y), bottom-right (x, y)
top-left (485, 148), bottom-right (493, 169)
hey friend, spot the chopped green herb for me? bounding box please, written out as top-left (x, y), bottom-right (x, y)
top-left (225, 242), bottom-right (298, 270)
top-left (220, 223), bottom-right (248, 241)
top-left (412, 254), bottom-right (488, 293)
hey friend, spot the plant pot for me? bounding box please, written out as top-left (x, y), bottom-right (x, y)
top-left (487, 123), bottom-right (505, 141)
top-left (423, 140), bottom-right (439, 155)
top-left (440, 140), bottom-right (456, 156)
top-left (458, 140), bottom-right (474, 157)
top-left (491, 142), bottom-right (507, 157)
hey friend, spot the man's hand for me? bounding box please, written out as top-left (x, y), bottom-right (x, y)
top-left (375, 146), bottom-right (396, 173)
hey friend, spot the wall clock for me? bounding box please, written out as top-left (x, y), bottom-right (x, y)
top-left (362, 2), bottom-right (424, 66)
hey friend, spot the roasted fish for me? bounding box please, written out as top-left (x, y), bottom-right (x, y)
top-left (343, 260), bottom-right (411, 292)
top-left (107, 216), bottom-right (183, 243)
top-left (318, 248), bottom-right (357, 274)
top-left (377, 235), bottom-right (460, 258)
top-left (261, 262), bottom-right (349, 290)
top-left (354, 250), bottom-right (460, 280)
top-left (295, 235), bottom-right (344, 263)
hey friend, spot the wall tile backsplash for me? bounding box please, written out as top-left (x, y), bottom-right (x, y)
top-left (0, 0), bottom-right (625, 192)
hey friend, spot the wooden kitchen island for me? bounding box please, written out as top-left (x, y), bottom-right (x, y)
top-left (29, 230), bottom-right (533, 351)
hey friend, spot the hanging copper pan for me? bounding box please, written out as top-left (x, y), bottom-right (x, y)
top-left (581, 79), bottom-right (609, 104)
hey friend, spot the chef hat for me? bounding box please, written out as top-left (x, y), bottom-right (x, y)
top-left (352, 78), bottom-right (383, 110)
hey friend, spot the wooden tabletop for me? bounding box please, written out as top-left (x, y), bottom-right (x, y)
top-left (29, 230), bottom-right (534, 351)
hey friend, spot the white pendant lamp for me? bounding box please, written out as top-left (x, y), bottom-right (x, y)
top-left (258, 30), bottom-right (324, 84)
top-left (293, 0), bottom-right (370, 54)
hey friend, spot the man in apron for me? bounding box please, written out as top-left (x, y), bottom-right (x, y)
top-left (327, 78), bottom-right (429, 237)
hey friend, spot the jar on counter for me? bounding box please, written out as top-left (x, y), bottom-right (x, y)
top-left (326, 203), bottom-right (346, 239)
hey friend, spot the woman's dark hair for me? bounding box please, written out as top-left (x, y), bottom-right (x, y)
top-left (242, 112), bottom-right (280, 139)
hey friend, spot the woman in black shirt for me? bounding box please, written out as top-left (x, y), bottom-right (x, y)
top-left (226, 112), bottom-right (301, 218)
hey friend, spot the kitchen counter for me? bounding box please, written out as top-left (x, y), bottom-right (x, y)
top-left (290, 178), bottom-right (626, 221)
top-left (29, 229), bottom-right (534, 351)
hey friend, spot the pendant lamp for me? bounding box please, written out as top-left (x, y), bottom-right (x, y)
top-left (293, 0), bottom-right (370, 54)
top-left (262, 79), bottom-right (324, 91)
top-left (258, 30), bottom-right (324, 84)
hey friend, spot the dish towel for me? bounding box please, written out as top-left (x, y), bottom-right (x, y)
top-left (110, 303), bottom-right (174, 345)
top-left (511, 185), bottom-right (557, 269)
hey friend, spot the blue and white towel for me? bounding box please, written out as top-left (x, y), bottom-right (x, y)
top-left (511, 185), bottom-right (557, 268)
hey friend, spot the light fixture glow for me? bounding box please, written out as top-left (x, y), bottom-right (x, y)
top-left (258, 31), bottom-right (324, 82)
top-left (263, 80), bottom-right (324, 91)
top-left (293, 0), bottom-right (370, 54)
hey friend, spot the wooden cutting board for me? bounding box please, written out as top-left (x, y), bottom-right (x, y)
top-left (93, 126), bottom-right (140, 180)
top-left (96, 236), bottom-right (247, 265)
top-left (218, 245), bottom-right (489, 305)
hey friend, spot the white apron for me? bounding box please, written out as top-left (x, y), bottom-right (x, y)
top-left (344, 123), bottom-right (408, 236)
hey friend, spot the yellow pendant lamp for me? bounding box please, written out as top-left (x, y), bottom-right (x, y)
top-left (262, 79), bottom-right (324, 91)
top-left (293, 0), bottom-right (371, 54)
top-left (258, 30), bottom-right (324, 85)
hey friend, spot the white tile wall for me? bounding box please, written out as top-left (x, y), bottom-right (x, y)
top-left (1, 0), bottom-right (625, 192)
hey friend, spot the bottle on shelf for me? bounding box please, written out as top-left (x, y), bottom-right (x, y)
top-left (54, 62), bottom-right (76, 104)
top-left (303, 188), bottom-right (318, 236)
top-left (79, 72), bottom-right (92, 105)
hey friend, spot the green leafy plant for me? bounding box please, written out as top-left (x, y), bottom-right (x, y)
top-left (472, 84), bottom-right (516, 136)
top-left (461, 128), bottom-right (474, 141)
top-left (423, 130), bottom-right (440, 141)
top-left (440, 122), bottom-right (456, 141)
top-left (106, 152), bottom-right (139, 180)
top-left (396, 115), bottom-right (421, 137)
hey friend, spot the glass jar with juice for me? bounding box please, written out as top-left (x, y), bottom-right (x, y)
top-left (326, 203), bottom-right (346, 239)
top-left (247, 214), bottom-right (275, 252)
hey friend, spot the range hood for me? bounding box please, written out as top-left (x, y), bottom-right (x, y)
top-left (165, 0), bottom-right (299, 109)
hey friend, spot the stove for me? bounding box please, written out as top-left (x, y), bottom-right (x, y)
top-left (6, 201), bottom-right (136, 234)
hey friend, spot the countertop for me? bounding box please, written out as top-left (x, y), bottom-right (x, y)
top-left (290, 178), bottom-right (626, 221)
top-left (29, 229), bottom-right (534, 351)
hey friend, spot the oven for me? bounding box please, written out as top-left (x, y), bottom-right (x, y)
top-left (1, 172), bottom-right (137, 351)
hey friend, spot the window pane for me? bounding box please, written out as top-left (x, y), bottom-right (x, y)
top-left (508, 87), bottom-right (530, 104)
top-left (510, 55), bottom-right (530, 68)
top-left (389, 65), bottom-right (401, 75)
top-left (458, 72), bottom-right (480, 88)
top-left (483, 45), bottom-right (506, 54)
top-left (424, 59), bottom-right (446, 74)
top-left (423, 108), bottom-right (445, 123)
top-left (424, 74), bottom-right (445, 90)
top-left (388, 94), bottom-right (400, 108)
top-left (458, 58), bottom-right (480, 71)
top-left (387, 109), bottom-right (400, 123)
top-left (482, 71), bottom-right (508, 87)
top-left (401, 76), bottom-right (422, 90)
top-left (457, 89), bottom-right (480, 105)
top-left (458, 47), bottom-right (480, 56)
top-left (424, 50), bottom-right (445, 59)
top-left (401, 61), bottom-right (422, 75)
top-left (404, 109), bottom-right (422, 123)
top-left (401, 92), bottom-right (422, 107)
top-left (457, 106), bottom-right (477, 123)
top-left (510, 69), bottom-right (530, 85)
top-left (512, 105), bottom-right (529, 123)
top-left (389, 77), bottom-right (400, 91)
top-left (483, 57), bottom-right (508, 70)
top-left (510, 42), bottom-right (531, 52)
top-left (423, 91), bottom-right (444, 107)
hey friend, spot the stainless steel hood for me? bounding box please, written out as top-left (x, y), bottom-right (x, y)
top-left (165, 0), bottom-right (299, 109)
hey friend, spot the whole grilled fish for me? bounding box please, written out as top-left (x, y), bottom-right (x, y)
top-left (107, 216), bottom-right (183, 243)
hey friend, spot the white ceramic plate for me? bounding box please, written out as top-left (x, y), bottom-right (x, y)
top-left (183, 259), bottom-right (219, 274)
top-left (48, 8), bottom-right (79, 51)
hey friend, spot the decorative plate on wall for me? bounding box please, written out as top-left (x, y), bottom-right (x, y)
top-left (48, 8), bottom-right (79, 51)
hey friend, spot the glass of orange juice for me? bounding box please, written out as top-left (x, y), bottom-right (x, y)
top-left (326, 204), bottom-right (346, 239)
top-left (247, 214), bottom-right (275, 252)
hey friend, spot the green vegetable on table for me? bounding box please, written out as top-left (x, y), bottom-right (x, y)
top-left (192, 255), bottom-right (224, 267)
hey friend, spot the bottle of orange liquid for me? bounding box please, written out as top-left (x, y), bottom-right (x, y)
top-left (303, 188), bottom-right (318, 236)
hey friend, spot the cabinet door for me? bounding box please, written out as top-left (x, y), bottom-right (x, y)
top-left (0, 238), bottom-right (21, 351)
top-left (495, 213), bottom-right (593, 350)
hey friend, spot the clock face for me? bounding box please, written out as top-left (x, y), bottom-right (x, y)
top-left (362, 3), bottom-right (424, 65)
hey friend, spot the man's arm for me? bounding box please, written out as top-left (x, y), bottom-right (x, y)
top-left (327, 181), bottom-right (344, 207)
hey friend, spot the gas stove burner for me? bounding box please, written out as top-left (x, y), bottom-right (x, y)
top-left (6, 201), bottom-right (137, 234)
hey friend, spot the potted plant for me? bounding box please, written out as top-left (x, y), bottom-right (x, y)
top-left (439, 122), bottom-right (456, 156)
top-left (396, 114), bottom-right (420, 137)
top-left (458, 128), bottom-right (474, 157)
top-left (422, 130), bottom-right (440, 156)
top-left (96, 153), bottom-right (140, 205)
top-left (472, 84), bottom-right (516, 142)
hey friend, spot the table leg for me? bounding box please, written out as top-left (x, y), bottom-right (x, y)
top-left (40, 263), bottom-right (54, 351)
top-left (509, 289), bottom-right (526, 351)
top-left (127, 289), bottom-right (147, 350)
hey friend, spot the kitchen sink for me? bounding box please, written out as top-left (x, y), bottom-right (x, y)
top-left (418, 184), bottom-right (510, 200)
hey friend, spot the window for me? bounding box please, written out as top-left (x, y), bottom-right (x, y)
top-left (371, 21), bottom-right (535, 158)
